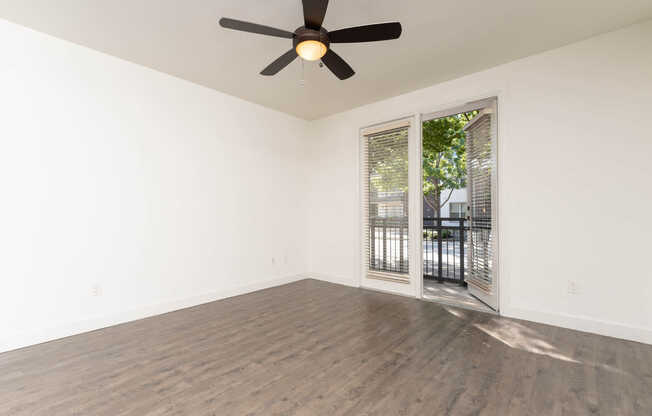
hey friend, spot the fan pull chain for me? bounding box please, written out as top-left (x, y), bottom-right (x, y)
top-left (300, 59), bottom-right (305, 86)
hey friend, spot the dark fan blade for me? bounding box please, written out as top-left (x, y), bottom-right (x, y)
top-left (219, 18), bottom-right (294, 39)
top-left (260, 49), bottom-right (298, 76)
top-left (329, 22), bottom-right (402, 43)
top-left (302, 0), bottom-right (329, 30)
top-left (321, 49), bottom-right (354, 80)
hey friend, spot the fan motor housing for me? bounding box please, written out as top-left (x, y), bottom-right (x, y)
top-left (293, 27), bottom-right (330, 49)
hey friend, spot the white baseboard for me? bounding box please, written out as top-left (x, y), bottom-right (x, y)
top-left (300, 272), bottom-right (359, 287)
top-left (502, 306), bottom-right (652, 345)
top-left (0, 274), bottom-right (304, 354)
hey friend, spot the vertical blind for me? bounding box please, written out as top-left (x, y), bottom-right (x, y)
top-left (360, 123), bottom-right (410, 283)
top-left (465, 111), bottom-right (495, 293)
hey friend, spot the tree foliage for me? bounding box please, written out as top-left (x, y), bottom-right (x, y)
top-left (365, 112), bottom-right (477, 219)
top-left (422, 112), bottom-right (477, 216)
top-left (367, 129), bottom-right (408, 195)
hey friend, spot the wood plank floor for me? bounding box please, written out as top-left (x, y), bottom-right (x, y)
top-left (1, 279), bottom-right (650, 415)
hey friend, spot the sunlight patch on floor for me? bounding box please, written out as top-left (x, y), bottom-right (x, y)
top-left (443, 307), bottom-right (468, 319)
top-left (474, 319), bottom-right (580, 363)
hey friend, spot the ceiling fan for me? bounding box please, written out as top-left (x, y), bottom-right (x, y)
top-left (219, 0), bottom-right (402, 80)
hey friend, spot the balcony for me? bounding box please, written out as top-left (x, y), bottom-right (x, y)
top-left (368, 217), bottom-right (467, 284)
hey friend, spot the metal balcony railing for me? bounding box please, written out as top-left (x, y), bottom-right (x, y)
top-left (368, 217), bottom-right (468, 285)
top-left (369, 217), bottom-right (409, 274)
top-left (423, 217), bottom-right (468, 284)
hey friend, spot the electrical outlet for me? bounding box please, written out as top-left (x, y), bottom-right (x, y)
top-left (567, 281), bottom-right (580, 295)
top-left (92, 284), bottom-right (102, 297)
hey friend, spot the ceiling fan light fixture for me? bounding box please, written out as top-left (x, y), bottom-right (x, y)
top-left (296, 40), bottom-right (327, 61)
top-left (220, 0), bottom-right (402, 79)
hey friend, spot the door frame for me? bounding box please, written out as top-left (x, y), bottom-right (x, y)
top-left (418, 97), bottom-right (500, 312)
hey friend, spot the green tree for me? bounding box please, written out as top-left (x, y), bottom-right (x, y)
top-left (422, 112), bottom-right (476, 217)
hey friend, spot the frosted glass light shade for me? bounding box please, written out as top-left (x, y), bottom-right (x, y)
top-left (296, 40), bottom-right (327, 61)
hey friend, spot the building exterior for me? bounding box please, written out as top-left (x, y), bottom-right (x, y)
top-left (423, 188), bottom-right (468, 219)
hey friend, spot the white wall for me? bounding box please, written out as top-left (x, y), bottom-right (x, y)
top-left (306, 20), bottom-right (652, 344)
top-left (0, 19), bottom-right (310, 352)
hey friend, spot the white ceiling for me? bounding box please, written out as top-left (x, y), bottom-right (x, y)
top-left (1, 1), bottom-right (651, 120)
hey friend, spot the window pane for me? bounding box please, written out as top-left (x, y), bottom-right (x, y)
top-left (366, 127), bottom-right (409, 275)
